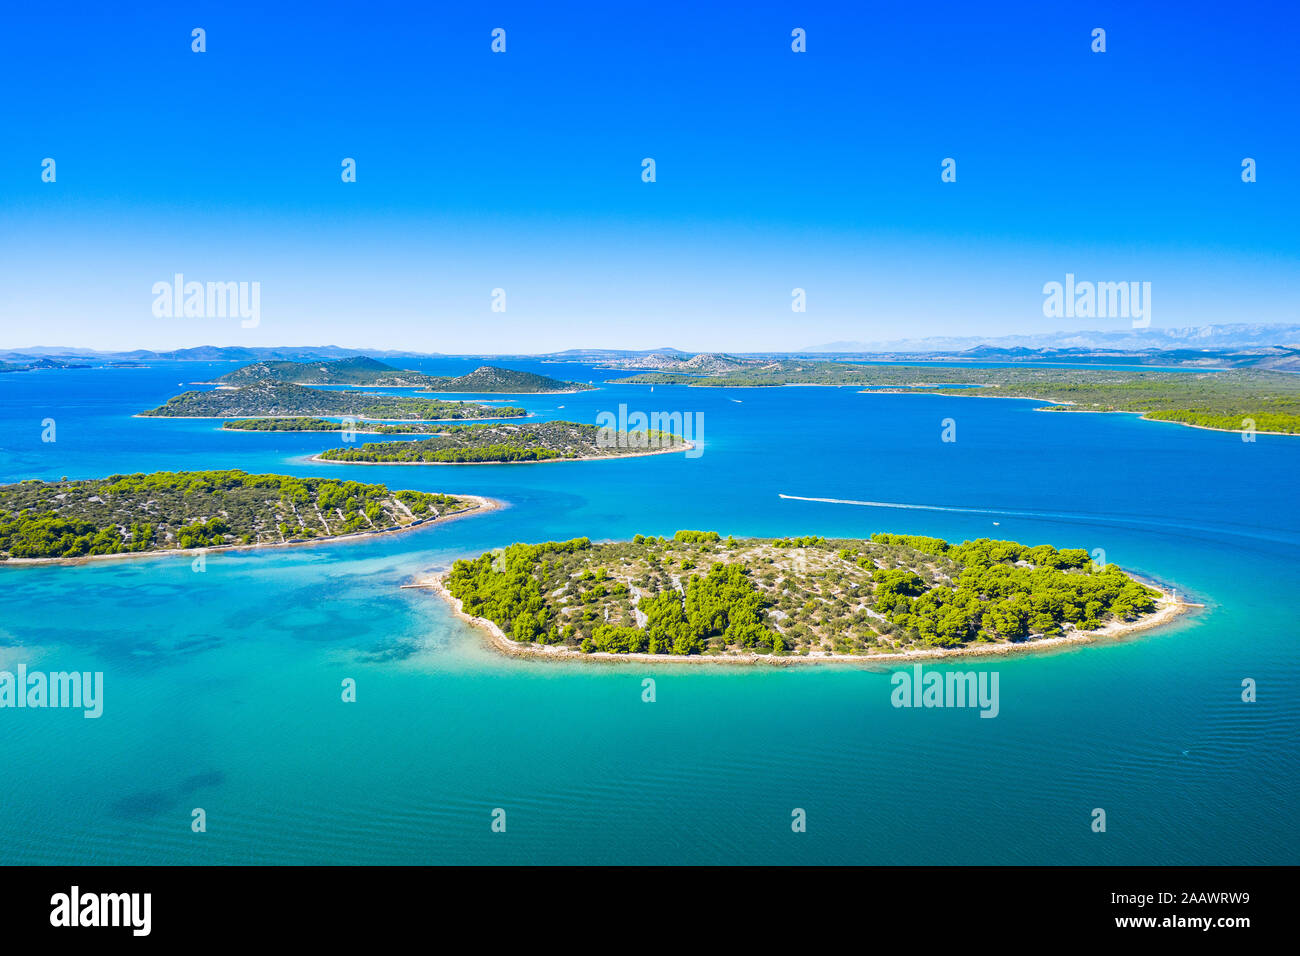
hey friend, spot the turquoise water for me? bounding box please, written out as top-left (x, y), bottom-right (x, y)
top-left (1, 361), bottom-right (1296, 864)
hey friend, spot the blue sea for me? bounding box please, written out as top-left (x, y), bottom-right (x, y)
top-left (1, 360), bottom-right (1296, 864)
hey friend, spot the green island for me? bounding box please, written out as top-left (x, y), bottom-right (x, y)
top-left (316, 421), bottom-right (688, 463)
top-left (0, 470), bottom-right (478, 561)
top-left (223, 417), bottom-right (450, 434)
top-left (439, 531), bottom-right (1169, 659)
top-left (214, 357), bottom-right (594, 393)
top-left (139, 382), bottom-right (526, 420)
top-left (607, 364), bottom-right (1300, 434)
top-left (0, 358), bottom-right (89, 373)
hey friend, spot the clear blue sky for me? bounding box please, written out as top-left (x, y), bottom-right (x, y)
top-left (1, 0), bottom-right (1296, 352)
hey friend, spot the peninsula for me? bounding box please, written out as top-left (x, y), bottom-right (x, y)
top-left (607, 364), bottom-right (1300, 435)
top-left (314, 421), bottom-right (690, 464)
top-left (139, 382), bottom-right (526, 420)
top-left (0, 470), bottom-right (486, 562)
top-left (431, 531), bottom-right (1186, 662)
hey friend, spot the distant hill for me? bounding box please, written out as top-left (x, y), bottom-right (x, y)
top-left (599, 351), bottom-right (756, 373)
top-left (217, 356), bottom-right (434, 387)
top-left (678, 353), bottom-right (751, 373)
top-left (545, 347), bottom-right (688, 362)
top-left (0, 358), bottom-right (90, 373)
top-left (216, 357), bottom-right (593, 392)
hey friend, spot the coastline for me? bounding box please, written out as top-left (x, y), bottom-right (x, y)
top-left (421, 570), bottom-right (1198, 667)
top-left (1035, 403), bottom-right (1300, 437)
top-left (307, 441), bottom-right (694, 465)
top-left (136, 413), bottom-right (534, 422)
top-left (415, 388), bottom-right (593, 396)
top-left (227, 426), bottom-right (459, 436)
top-left (854, 388), bottom-right (1300, 438)
top-left (0, 495), bottom-right (503, 568)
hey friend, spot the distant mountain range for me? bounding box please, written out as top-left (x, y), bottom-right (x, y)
top-left (0, 345), bottom-right (431, 363)
top-left (4, 324), bottom-right (1300, 367)
top-left (799, 323), bottom-right (1300, 353)
top-left (0, 344), bottom-right (694, 364)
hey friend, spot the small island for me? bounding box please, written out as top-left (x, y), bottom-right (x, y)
top-left (0, 470), bottom-right (488, 562)
top-left (223, 417), bottom-right (452, 435)
top-left (313, 421), bottom-right (690, 464)
top-left (0, 358), bottom-right (90, 373)
top-left (139, 382), bottom-right (526, 420)
top-left (213, 357), bottom-right (594, 393)
top-left (428, 531), bottom-right (1188, 662)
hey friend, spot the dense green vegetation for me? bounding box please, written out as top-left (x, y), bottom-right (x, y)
top-left (140, 382), bottom-right (525, 420)
top-left (223, 417), bottom-right (448, 434)
top-left (0, 470), bottom-right (473, 560)
top-left (443, 532), bottom-right (1161, 657)
top-left (853, 534), bottom-right (1152, 644)
top-left (318, 421), bottom-right (686, 463)
top-left (216, 357), bottom-right (593, 392)
top-left (1141, 410), bottom-right (1299, 434)
top-left (607, 364), bottom-right (1300, 433)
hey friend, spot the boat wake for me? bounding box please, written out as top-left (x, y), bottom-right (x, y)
top-left (777, 494), bottom-right (1300, 547)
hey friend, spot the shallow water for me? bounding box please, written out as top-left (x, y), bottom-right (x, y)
top-left (1, 360), bottom-right (1295, 863)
